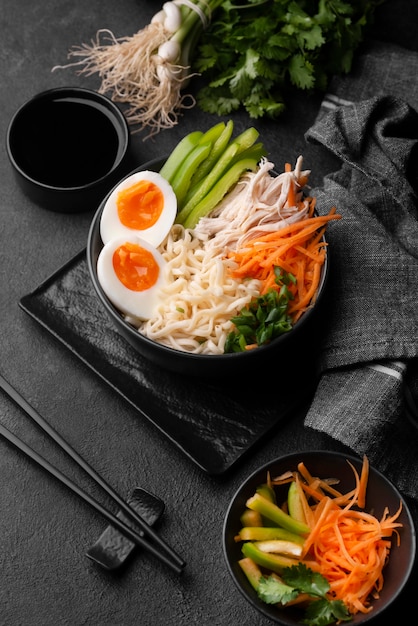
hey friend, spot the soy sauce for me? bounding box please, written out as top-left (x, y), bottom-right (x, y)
top-left (13, 97), bottom-right (124, 188)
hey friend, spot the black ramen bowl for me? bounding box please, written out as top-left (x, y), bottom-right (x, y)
top-left (6, 87), bottom-right (131, 213)
top-left (223, 451), bottom-right (416, 625)
top-left (87, 158), bottom-right (330, 378)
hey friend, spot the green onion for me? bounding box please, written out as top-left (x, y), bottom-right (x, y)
top-left (224, 267), bottom-right (296, 353)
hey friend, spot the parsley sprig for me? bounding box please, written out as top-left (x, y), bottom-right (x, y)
top-left (194, 0), bottom-right (383, 119)
top-left (224, 267), bottom-right (295, 353)
top-left (258, 563), bottom-right (352, 625)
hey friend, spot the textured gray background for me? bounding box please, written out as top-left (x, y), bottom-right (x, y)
top-left (1, 1), bottom-right (417, 624)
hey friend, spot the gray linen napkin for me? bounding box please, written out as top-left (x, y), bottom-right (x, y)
top-left (303, 40), bottom-right (418, 500)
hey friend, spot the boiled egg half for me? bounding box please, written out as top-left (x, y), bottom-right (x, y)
top-left (100, 170), bottom-right (177, 247)
top-left (97, 236), bottom-right (166, 321)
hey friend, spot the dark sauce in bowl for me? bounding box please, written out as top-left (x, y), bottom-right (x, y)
top-left (7, 87), bottom-right (130, 212)
top-left (11, 96), bottom-right (124, 189)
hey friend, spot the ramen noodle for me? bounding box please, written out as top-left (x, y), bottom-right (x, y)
top-left (138, 224), bottom-right (262, 354)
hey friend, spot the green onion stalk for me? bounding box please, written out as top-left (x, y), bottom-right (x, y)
top-left (53, 0), bottom-right (223, 137)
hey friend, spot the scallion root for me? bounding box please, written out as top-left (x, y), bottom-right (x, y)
top-left (53, 21), bottom-right (196, 137)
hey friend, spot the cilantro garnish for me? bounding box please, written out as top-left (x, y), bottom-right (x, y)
top-left (283, 562), bottom-right (330, 597)
top-left (258, 575), bottom-right (299, 605)
top-left (258, 564), bottom-right (352, 625)
top-left (194, 0), bottom-right (384, 119)
top-left (224, 267), bottom-right (295, 353)
top-left (302, 598), bottom-right (352, 626)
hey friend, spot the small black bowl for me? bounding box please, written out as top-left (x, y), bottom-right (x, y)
top-left (223, 451), bottom-right (416, 625)
top-left (6, 87), bottom-right (130, 213)
top-left (86, 159), bottom-right (330, 378)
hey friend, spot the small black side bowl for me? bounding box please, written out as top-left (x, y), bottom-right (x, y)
top-left (87, 159), bottom-right (330, 378)
top-left (6, 87), bottom-right (130, 213)
top-left (223, 451), bottom-right (416, 625)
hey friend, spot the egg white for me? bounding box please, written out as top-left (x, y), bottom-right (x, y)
top-left (100, 170), bottom-right (177, 247)
top-left (97, 236), bottom-right (166, 321)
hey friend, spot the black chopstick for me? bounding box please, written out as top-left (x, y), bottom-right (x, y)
top-left (0, 422), bottom-right (183, 573)
top-left (0, 374), bottom-right (185, 574)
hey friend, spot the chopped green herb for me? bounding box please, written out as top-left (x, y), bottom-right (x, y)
top-left (258, 575), bottom-right (299, 605)
top-left (194, 0), bottom-right (384, 119)
top-left (224, 267), bottom-right (295, 353)
top-left (301, 598), bottom-right (352, 626)
top-left (257, 564), bottom-right (352, 625)
top-left (282, 562), bottom-right (330, 597)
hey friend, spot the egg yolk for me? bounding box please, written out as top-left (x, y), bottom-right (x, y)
top-left (117, 180), bottom-right (164, 230)
top-left (113, 242), bottom-right (160, 292)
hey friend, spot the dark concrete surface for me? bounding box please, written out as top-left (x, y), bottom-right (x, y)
top-left (1, 1), bottom-right (417, 624)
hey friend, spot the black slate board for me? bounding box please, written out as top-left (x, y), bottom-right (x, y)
top-left (19, 250), bottom-right (313, 475)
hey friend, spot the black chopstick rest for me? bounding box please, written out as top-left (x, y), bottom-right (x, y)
top-left (86, 488), bottom-right (165, 570)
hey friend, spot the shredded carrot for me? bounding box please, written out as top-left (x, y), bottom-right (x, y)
top-left (229, 207), bottom-right (341, 323)
top-left (296, 461), bottom-right (346, 501)
top-left (357, 454), bottom-right (369, 509)
top-left (300, 457), bottom-right (403, 615)
top-left (286, 180), bottom-right (296, 209)
top-left (297, 461), bottom-right (315, 484)
top-left (295, 473), bottom-right (315, 529)
top-left (300, 481), bottom-right (327, 502)
top-left (307, 196), bottom-right (316, 217)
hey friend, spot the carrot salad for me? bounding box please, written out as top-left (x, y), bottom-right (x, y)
top-left (236, 456), bottom-right (403, 622)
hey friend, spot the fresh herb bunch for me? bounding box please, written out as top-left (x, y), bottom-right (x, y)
top-left (224, 267), bottom-right (295, 352)
top-left (258, 563), bottom-right (352, 625)
top-left (194, 0), bottom-right (383, 119)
